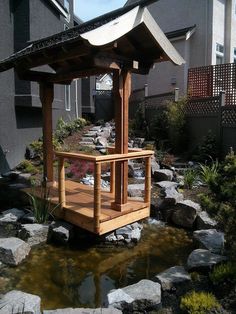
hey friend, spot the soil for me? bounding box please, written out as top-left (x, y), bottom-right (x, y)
top-left (182, 185), bottom-right (209, 203)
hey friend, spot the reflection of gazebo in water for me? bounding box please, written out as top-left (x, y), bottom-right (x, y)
top-left (0, 0), bottom-right (184, 235)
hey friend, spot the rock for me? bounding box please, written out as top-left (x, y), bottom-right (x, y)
top-left (171, 200), bottom-right (201, 228)
top-left (1, 171), bottom-right (20, 180)
top-left (128, 183), bottom-right (144, 198)
top-left (161, 187), bottom-right (184, 207)
top-left (151, 157), bottom-right (160, 176)
top-left (187, 249), bottom-right (227, 271)
top-left (156, 181), bottom-right (178, 189)
top-left (154, 169), bottom-right (173, 182)
top-left (193, 229), bottom-right (225, 254)
top-left (104, 223), bottom-right (142, 244)
top-left (94, 136), bottom-right (107, 147)
top-left (108, 279), bottom-right (161, 312)
top-left (196, 211), bottom-right (218, 230)
top-left (48, 221), bottom-right (74, 244)
top-left (0, 208), bottom-right (25, 237)
top-left (18, 224), bottom-right (49, 247)
top-left (154, 266), bottom-right (192, 293)
top-left (83, 131), bottom-right (98, 137)
top-left (0, 290), bottom-right (41, 314)
top-left (81, 137), bottom-right (94, 143)
top-left (22, 212), bottom-right (37, 223)
top-left (90, 126), bottom-right (102, 132)
top-left (0, 237), bottom-right (30, 265)
top-left (43, 309), bottom-right (122, 314)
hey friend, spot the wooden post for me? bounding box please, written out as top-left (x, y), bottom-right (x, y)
top-left (112, 70), bottom-right (131, 211)
top-left (58, 157), bottom-right (66, 209)
top-left (94, 162), bottom-right (101, 233)
top-left (144, 156), bottom-right (151, 204)
top-left (39, 82), bottom-right (54, 183)
top-left (110, 161), bottom-right (115, 194)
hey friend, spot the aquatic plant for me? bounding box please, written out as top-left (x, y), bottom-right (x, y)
top-left (180, 291), bottom-right (220, 314)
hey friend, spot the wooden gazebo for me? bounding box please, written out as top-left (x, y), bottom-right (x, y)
top-left (0, 0), bottom-right (184, 235)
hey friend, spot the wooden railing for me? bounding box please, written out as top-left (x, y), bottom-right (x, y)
top-left (55, 150), bottom-right (154, 233)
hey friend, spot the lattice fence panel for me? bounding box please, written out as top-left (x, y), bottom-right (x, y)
top-left (221, 106), bottom-right (236, 127)
top-left (186, 97), bottom-right (220, 116)
top-left (188, 63), bottom-right (236, 106)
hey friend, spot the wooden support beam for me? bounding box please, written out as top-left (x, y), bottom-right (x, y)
top-left (145, 156), bottom-right (151, 204)
top-left (40, 82), bottom-right (54, 183)
top-left (112, 70), bottom-right (131, 211)
top-left (58, 157), bottom-right (66, 209)
top-left (94, 162), bottom-right (101, 233)
top-left (110, 161), bottom-right (115, 195)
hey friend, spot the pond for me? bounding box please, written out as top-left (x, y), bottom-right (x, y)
top-left (0, 224), bottom-right (193, 311)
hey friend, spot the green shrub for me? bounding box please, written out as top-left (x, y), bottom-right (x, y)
top-left (54, 117), bottom-right (88, 142)
top-left (27, 186), bottom-right (59, 223)
top-left (29, 137), bottom-right (61, 159)
top-left (180, 291), bottom-right (220, 314)
top-left (210, 262), bottom-right (236, 285)
top-left (199, 160), bottom-right (219, 187)
top-left (184, 169), bottom-right (197, 189)
top-left (166, 96), bottom-right (188, 153)
top-left (192, 131), bottom-right (219, 162)
top-left (17, 160), bottom-right (39, 175)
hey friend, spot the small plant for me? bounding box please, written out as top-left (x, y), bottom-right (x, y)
top-left (192, 131), bottom-right (219, 162)
top-left (29, 137), bottom-right (61, 159)
top-left (199, 159), bottom-right (219, 187)
top-left (27, 186), bottom-right (59, 223)
top-left (184, 169), bottom-right (197, 189)
top-left (210, 262), bottom-right (236, 285)
top-left (17, 160), bottom-right (39, 174)
top-left (180, 291), bottom-right (220, 314)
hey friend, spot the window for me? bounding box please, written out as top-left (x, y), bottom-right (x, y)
top-left (216, 43), bottom-right (224, 64)
top-left (234, 48), bottom-right (236, 63)
top-left (64, 0), bottom-right (70, 22)
top-left (65, 85), bottom-right (71, 111)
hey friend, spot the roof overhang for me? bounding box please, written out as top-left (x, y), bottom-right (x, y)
top-left (0, 1), bottom-right (185, 84)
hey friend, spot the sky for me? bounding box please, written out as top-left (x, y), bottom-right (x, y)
top-left (74, 0), bottom-right (127, 22)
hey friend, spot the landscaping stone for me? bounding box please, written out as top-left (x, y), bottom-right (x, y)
top-left (43, 309), bottom-right (122, 314)
top-left (171, 200), bottom-right (201, 228)
top-left (81, 137), bottom-right (94, 143)
top-left (22, 212), bottom-right (37, 223)
top-left (94, 136), bottom-right (107, 147)
top-left (193, 229), bottom-right (225, 254)
top-left (196, 211), bottom-right (218, 230)
top-left (1, 171), bottom-right (20, 180)
top-left (83, 131), bottom-right (98, 137)
top-left (104, 223), bottom-right (143, 244)
top-left (156, 181), bottom-right (178, 189)
top-left (90, 126), bottom-right (102, 132)
top-left (0, 290), bottom-right (41, 314)
top-left (187, 249), bottom-right (227, 271)
top-left (154, 266), bottom-right (192, 293)
top-left (0, 237), bottom-right (30, 265)
top-left (107, 279), bottom-right (161, 312)
top-left (161, 187), bottom-right (184, 207)
top-left (0, 208), bottom-right (25, 237)
top-left (18, 224), bottom-right (49, 247)
top-left (153, 169), bottom-right (173, 182)
top-left (151, 157), bottom-right (160, 176)
top-left (48, 221), bottom-right (74, 244)
top-left (128, 183), bottom-right (144, 198)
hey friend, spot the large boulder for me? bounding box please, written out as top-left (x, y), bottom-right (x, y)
top-left (187, 249), bottom-right (227, 271)
top-left (153, 169), bottom-right (173, 182)
top-left (0, 290), bottom-right (41, 314)
top-left (18, 224), bottom-right (49, 247)
top-left (151, 158), bottom-right (160, 176)
top-left (0, 208), bottom-right (25, 237)
top-left (161, 187), bottom-right (184, 207)
top-left (154, 266), bottom-right (192, 294)
top-left (107, 279), bottom-right (161, 312)
top-left (43, 309), bottom-right (121, 314)
top-left (47, 221), bottom-right (74, 244)
top-left (128, 184), bottom-right (144, 198)
top-left (156, 181), bottom-right (178, 189)
top-left (196, 211), bottom-right (218, 230)
top-left (0, 237), bottom-right (30, 266)
top-left (193, 229), bottom-right (225, 254)
top-left (171, 200), bottom-right (201, 228)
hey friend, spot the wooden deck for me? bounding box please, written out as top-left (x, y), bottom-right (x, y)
top-left (28, 180), bottom-right (150, 235)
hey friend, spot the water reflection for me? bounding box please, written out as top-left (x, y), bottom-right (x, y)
top-left (1, 225), bottom-right (193, 310)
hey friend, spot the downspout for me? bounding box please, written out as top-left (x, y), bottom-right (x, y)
top-left (75, 79), bottom-right (79, 118)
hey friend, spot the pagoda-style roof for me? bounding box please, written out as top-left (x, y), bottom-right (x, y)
top-left (0, 0), bottom-right (184, 83)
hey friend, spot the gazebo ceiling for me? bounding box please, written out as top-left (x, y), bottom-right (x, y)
top-left (0, 0), bottom-right (184, 83)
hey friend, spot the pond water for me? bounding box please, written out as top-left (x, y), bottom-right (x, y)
top-left (1, 224), bottom-right (193, 311)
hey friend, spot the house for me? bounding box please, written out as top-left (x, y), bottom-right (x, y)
top-left (0, 0), bottom-right (87, 172)
top-left (125, 0), bottom-right (236, 97)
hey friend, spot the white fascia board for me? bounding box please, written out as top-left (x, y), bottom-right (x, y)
top-left (49, 0), bottom-right (69, 18)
